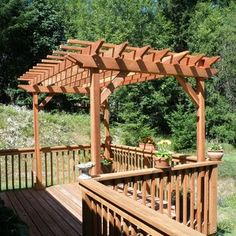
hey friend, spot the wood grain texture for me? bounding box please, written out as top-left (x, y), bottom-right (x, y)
top-left (0, 184), bottom-right (82, 236)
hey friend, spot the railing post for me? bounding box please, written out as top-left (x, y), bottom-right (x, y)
top-left (103, 99), bottom-right (111, 159)
top-left (208, 165), bottom-right (218, 234)
top-left (196, 78), bottom-right (205, 162)
top-left (90, 69), bottom-right (101, 175)
top-left (82, 192), bottom-right (93, 236)
top-left (32, 93), bottom-right (43, 189)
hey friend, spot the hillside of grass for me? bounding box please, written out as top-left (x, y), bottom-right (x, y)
top-left (0, 105), bottom-right (91, 149)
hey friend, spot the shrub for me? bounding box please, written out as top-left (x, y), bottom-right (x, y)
top-left (168, 105), bottom-right (196, 151)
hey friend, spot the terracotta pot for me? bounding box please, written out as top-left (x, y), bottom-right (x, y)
top-left (154, 158), bottom-right (170, 168)
top-left (139, 143), bottom-right (155, 151)
top-left (207, 150), bottom-right (224, 161)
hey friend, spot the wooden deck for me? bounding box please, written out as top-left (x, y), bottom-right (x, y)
top-left (0, 184), bottom-right (82, 236)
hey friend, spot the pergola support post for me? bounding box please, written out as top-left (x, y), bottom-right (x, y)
top-left (103, 99), bottom-right (111, 159)
top-left (32, 93), bottom-right (43, 189)
top-left (196, 78), bottom-right (206, 162)
top-left (90, 69), bottom-right (101, 175)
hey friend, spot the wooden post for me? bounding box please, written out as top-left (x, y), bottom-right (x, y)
top-left (208, 165), bottom-right (218, 234)
top-left (103, 99), bottom-right (111, 159)
top-left (90, 69), bottom-right (101, 175)
top-left (32, 93), bottom-right (43, 189)
top-left (196, 78), bottom-right (205, 162)
top-left (82, 192), bottom-right (93, 236)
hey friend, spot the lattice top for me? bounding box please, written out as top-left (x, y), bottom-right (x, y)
top-left (18, 39), bottom-right (220, 95)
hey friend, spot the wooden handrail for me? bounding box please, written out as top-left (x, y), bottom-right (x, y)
top-left (94, 162), bottom-right (219, 235)
top-left (110, 144), bottom-right (198, 172)
top-left (80, 179), bottom-right (204, 235)
top-left (94, 168), bottom-right (163, 181)
top-left (111, 143), bottom-right (197, 161)
top-left (0, 144), bottom-right (91, 155)
top-left (95, 161), bottom-right (220, 182)
top-left (0, 144), bottom-right (94, 191)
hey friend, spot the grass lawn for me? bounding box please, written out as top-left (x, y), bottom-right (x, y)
top-left (217, 152), bottom-right (236, 235)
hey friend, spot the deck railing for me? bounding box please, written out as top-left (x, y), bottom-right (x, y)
top-left (79, 178), bottom-right (203, 236)
top-left (0, 143), bottom-right (200, 191)
top-left (0, 145), bottom-right (92, 191)
top-left (111, 144), bottom-right (197, 172)
top-left (95, 161), bottom-right (219, 235)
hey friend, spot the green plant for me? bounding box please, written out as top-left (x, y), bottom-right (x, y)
top-left (208, 140), bottom-right (223, 151)
top-left (155, 139), bottom-right (172, 160)
top-left (101, 158), bottom-right (112, 166)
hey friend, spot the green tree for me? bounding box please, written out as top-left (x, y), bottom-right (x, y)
top-left (158, 0), bottom-right (199, 51)
top-left (71, 0), bottom-right (174, 47)
top-left (0, 0), bottom-right (66, 104)
top-left (187, 1), bottom-right (236, 145)
top-left (218, 3), bottom-right (236, 109)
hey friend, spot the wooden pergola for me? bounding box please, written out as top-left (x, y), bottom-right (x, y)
top-left (18, 39), bottom-right (220, 189)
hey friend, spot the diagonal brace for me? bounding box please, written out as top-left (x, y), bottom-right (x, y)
top-left (100, 72), bottom-right (129, 104)
top-left (38, 94), bottom-right (54, 111)
top-left (175, 76), bottom-right (199, 107)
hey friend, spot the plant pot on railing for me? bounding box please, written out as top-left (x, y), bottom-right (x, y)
top-left (139, 137), bottom-right (156, 151)
top-left (154, 140), bottom-right (172, 168)
top-left (207, 141), bottom-right (224, 161)
top-left (101, 158), bottom-right (113, 174)
top-left (139, 143), bottom-right (156, 151)
top-left (207, 150), bottom-right (224, 161)
top-left (154, 156), bottom-right (171, 168)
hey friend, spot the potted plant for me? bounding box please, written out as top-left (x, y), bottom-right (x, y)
top-left (207, 141), bottom-right (224, 161)
top-left (139, 137), bottom-right (156, 151)
top-left (101, 158), bottom-right (113, 173)
top-left (154, 139), bottom-right (172, 168)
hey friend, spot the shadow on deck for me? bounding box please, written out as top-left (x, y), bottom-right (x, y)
top-left (0, 184), bottom-right (82, 236)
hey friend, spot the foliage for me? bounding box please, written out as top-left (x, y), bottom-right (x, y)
top-left (114, 122), bottom-right (155, 146)
top-left (0, 0), bottom-right (66, 104)
top-left (168, 104), bottom-right (196, 151)
top-left (72, 0), bottom-right (174, 47)
top-left (217, 150), bottom-right (236, 235)
top-left (0, 105), bottom-right (91, 149)
top-left (206, 93), bottom-right (236, 144)
top-left (187, 2), bottom-right (225, 55)
top-left (101, 158), bottom-right (112, 166)
top-left (218, 3), bottom-right (236, 110)
top-left (208, 140), bottom-right (223, 151)
top-left (0, 0), bottom-right (236, 150)
top-left (218, 152), bottom-right (236, 179)
top-left (155, 139), bottom-right (172, 160)
top-left (158, 0), bottom-right (199, 51)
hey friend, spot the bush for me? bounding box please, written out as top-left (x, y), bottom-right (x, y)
top-left (168, 105), bottom-right (196, 151)
top-left (117, 123), bottom-right (155, 146)
top-left (206, 94), bottom-right (236, 145)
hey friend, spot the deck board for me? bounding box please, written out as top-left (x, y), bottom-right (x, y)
top-left (0, 184), bottom-right (82, 236)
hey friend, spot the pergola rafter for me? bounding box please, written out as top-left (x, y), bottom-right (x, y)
top-left (18, 39), bottom-right (220, 188)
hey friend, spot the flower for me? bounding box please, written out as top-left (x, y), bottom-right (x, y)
top-left (157, 139), bottom-right (171, 146)
top-left (155, 139), bottom-right (172, 160)
top-left (208, 140), bottom-right (223, 151)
